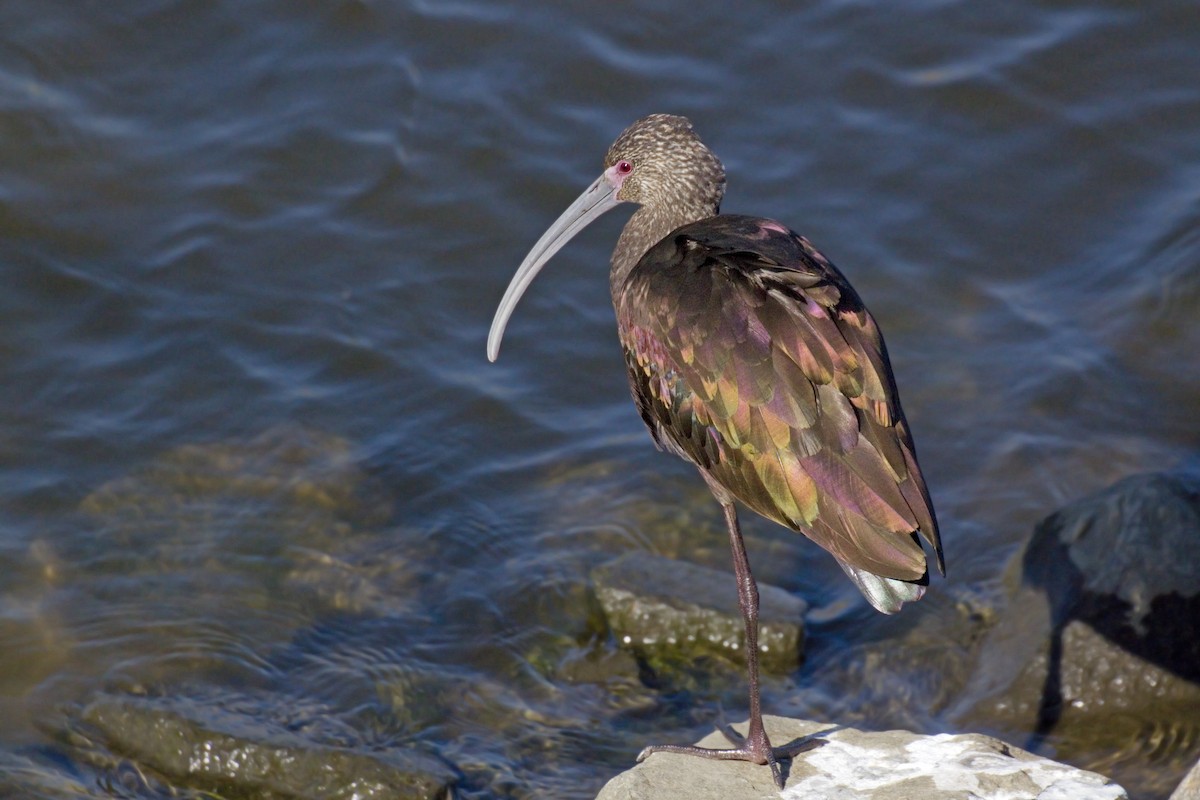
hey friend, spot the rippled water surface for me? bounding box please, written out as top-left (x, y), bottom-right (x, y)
top-left (2, 1), bottom-right (1198, 797)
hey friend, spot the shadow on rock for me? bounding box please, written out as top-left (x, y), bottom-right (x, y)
top-left (956, 468), bottom-right (1200, 799)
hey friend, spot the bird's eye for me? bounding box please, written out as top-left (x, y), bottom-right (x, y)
top-left (616, 159), bottom-right (633, 175)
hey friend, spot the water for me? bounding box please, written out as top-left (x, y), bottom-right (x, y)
top-left (1, 0), bottom-right (1197, 797)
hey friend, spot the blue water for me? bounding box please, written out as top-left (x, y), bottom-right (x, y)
top-left (1, 1), bottom-right (1197, 797)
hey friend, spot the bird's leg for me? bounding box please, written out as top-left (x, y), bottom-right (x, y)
top-left (637, 501), bottom-right (798, 789)
top-left (722, 500), bottom-right (775, 760)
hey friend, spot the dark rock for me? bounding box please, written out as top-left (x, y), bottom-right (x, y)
top-left (591, 552), bottom-right (806, 676)
top-left (954, 470), bottom-right (1200, 797)
top-left (595, 715), bottom-right (1127, 800)
top-left (1023, 471), bottom-right (1200, 681)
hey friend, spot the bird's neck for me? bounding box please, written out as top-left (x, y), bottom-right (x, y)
top-left (609, 202), bottom-right (717, 299)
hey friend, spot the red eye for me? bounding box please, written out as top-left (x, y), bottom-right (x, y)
top-left (616, 159), bottom-right (633, 175)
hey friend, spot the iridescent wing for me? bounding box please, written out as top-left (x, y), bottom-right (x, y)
top-left (618, 215), bottom-right (943, 582)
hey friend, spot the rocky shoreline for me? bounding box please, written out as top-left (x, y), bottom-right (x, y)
top-left (3, 429), bottom-right (1197, 798)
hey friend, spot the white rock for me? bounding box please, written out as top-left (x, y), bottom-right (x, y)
top-left (596, 716), bottom-right (1127, 800)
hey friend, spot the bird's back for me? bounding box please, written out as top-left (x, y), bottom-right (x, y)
top-left (617, 215), bottom-right (943, 585)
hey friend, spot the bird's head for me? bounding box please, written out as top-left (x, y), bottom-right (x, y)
top-left (603, 114), bottom-right (726, 213)
top-left (487, 114), bottom-right (725, 362)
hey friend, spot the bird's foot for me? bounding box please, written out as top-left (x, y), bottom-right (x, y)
top-left (637, 724), bottom-right (812, 790)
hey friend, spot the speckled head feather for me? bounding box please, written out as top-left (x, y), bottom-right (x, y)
top-left (605, 114), bottom-right (726, 218)
top-left (604, 115), bottom-right (729, 292)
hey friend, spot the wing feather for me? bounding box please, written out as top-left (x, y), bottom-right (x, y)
top-left (617, 215), bottom-right (942, 582)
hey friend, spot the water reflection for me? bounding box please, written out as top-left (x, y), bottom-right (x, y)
top-left (1, 0), bottom-right (1198, 797)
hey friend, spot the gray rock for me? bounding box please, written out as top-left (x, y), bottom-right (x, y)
top-left (591, 552), bottom-right (806, 676)
top-left (78, 693), bottom-right (455, 800)
top-left (596, 716), bottom-right (1127, 800)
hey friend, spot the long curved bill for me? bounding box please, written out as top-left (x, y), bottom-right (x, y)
top-left (487, 171), bottom-right (624, 362)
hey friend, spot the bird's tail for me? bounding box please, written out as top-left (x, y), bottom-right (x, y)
top-left (837, 561), bottom-right (927, 614)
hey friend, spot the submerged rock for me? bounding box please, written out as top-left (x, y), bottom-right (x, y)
top-left (591, 551), bottom-right (806, 677)
top-left (77, 693), bottom-right (455, 800)
top-left (1023, 471), bottom-right (1200, 682)
top-left (83, 425), bottom-right (360, 508)
top-left (283, 534), bottom-right (425, 617)
top-left (0, 751), bottom-right (108, 799)
top-left (70, 424), bottom-right (430, 654)
top-left (76, 425), bottom-right (399, 618)
top-left (596, 715), bottom-right (1127, 800)
top-left (814, 583), bottom-right (997, 732)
